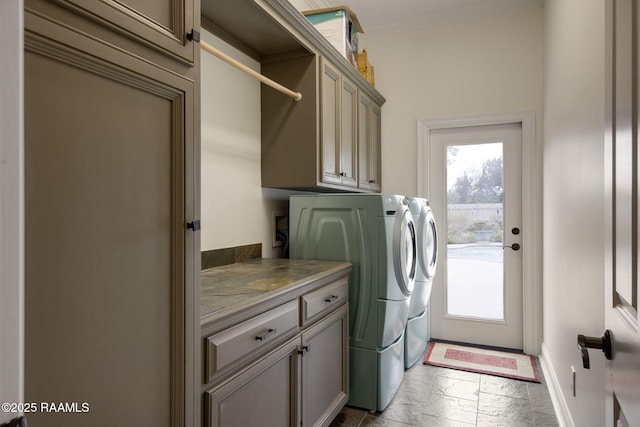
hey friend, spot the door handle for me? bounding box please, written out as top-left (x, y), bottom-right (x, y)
top-left (503, 243), bottom-right (520, 251)
top-left (577, 330), bottom-right (612, 369)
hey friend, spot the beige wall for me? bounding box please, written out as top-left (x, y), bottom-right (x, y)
top-left (200, 29), bottom-right (289, 258)
top-left (359, 7), bottom-right (544, 197)
top-left (542, 1), bottom-right (606, 426)
top-left (199, 0), bottom-right (319, 258)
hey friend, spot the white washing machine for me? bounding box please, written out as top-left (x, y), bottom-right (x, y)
top-left (405, 197), bottom-right (438, 368)
top-left (289, 194), bottom-right (417, 411)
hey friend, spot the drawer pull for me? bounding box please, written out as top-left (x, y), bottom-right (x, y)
top-left (255, 328), bottom-right (277, 342)
top-left (325, 295), bottom-right (339, 303)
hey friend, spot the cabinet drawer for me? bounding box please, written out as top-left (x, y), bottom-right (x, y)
top-left (301, 277), bottom-right (348, 326)
top-left (206, 300), bottom-right (299, 381)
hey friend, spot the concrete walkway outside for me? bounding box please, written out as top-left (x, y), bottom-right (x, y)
top-left (447, 244), bottom-right (504, 320)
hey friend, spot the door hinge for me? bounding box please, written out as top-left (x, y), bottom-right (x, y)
top-left (187, 29), bottom-right (200, 43)
top-left (297, 345), bottom-right (310, 356)
top-left (187, 220), bottom-right (201, 231)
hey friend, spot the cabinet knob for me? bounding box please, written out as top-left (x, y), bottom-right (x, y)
top-left (369, 179), bottom-right (376, 183)
top-left (339, 172), bottom-right (346, 177)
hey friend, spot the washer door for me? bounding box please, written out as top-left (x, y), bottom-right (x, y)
top-left (394, 208), bottom-right (417, 296)
top-left (420, 207), bottom-right (438, 280)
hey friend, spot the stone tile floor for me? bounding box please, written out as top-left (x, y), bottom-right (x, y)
top-left (330, 358), bottom-right (558, 427)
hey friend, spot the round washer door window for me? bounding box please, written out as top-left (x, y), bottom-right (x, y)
top-left (422, 207), bottom-right (438, 280)
top-left (394, 209), bottom-right (417, 296)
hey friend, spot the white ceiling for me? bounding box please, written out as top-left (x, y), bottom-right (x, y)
top-left (317, 0), bottom-right (544, 36)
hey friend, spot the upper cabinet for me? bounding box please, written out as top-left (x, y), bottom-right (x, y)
top-left (26, 0), bottom-right (198, 68)
top-left (201, 0), bottom-right (385, 192)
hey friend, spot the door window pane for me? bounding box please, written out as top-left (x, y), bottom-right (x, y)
top-left (446, 143), bottom-right (504, 320)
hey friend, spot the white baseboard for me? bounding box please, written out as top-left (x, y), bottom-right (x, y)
top-left (540, 343), bottom-right (574, 427)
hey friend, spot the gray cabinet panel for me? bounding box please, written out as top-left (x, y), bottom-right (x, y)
top-left (321, 61), bottom-right (341, 185)
top-left (301, 277), bottom-right (348, 326)
top-left (28, 0), bottom-right (196, 63)
top-left (206, 300), bottom-right (299, 382)
top-left (357, 92), bottom-right (382, 192)
top-left (24, 10), bottom-right (198, 427)
top-left (206, 338), bottom-right (300, 427)
top-left (370, 103), bottom-right (382, 191)
top-left (261, 53), bottom-right (319, 190)
top-left (340, 76), bottom-right (358, 187)
top-left (321, 59), bottom-right (357, 189)
top-left (301, 306), bottom-right (349, 427)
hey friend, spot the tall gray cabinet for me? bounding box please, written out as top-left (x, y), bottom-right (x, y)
top-left (24, 1), bottom-right (200, 426)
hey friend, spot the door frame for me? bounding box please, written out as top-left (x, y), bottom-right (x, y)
top-left (604, 0), bottom-right (640, 425)
top-left (0, 0), bottom-right (24, 421)
top-left (417, 109), bottom-right (541, 355)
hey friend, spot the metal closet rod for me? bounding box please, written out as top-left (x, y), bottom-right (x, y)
top-left (200, 40), bottom-right (303, 102)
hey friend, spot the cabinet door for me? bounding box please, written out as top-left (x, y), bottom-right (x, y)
top-left (301, 305), bottom-right (349, 427)
top-left (340, 77), bottom-right (358, 188)
top-left (369, 102), bottom-right (382, 192)
top-left (357, 93), bottom-right (373, 189)
top-left (206, 338), bottom-right (301, 427)
top-left (24, 12), bottom-right (198, 427)
top-left (357, 93), bottom-right (382, 192)
top-left (26, 0), bottom-right (196, 63)
top-left (321, 60), bottom-right (342, 186)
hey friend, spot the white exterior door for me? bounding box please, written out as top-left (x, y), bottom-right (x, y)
top-left (429, 123), bottom-right (524, 350)
top-left (602, 1), bottom-right (640, 425)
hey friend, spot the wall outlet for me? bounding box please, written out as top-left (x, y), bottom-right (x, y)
top-left (272, 211), bottom-right (288, 248)
top-left (571, 365), bottom-right (576, 397)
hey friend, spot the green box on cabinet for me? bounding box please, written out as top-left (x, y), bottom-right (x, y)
top-left (303, 6), bottom-right (363, 67)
